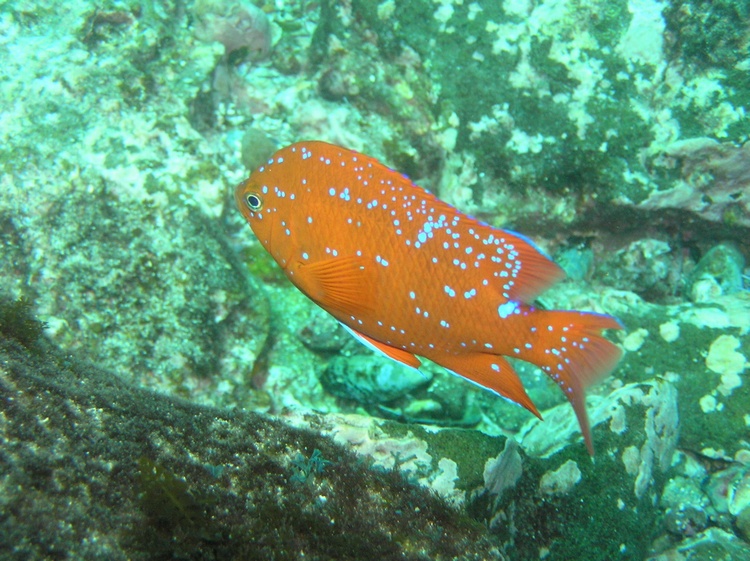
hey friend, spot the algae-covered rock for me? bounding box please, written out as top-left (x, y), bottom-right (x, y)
top-left (192, 0), bottom-right (273, 63)
top-left (320, 354), bottom-right (432, 404)
top-left (469, 380), bottom-right (679, 561)
top-left (610, 292), bottom-right (750, 460)
top-left (660, 475), bottom-right (712, 537)
top-left (240, 127), bottom-right (278, 172)
top-left (685, 243), bottom-right (746, 302)
top-left (0, 296), bottom-right (47, 349)
top-left (648, 528), bottom-right (750, 561)
top-left (312, 0), bottom-right (749, 232)
top-left (2, 188), bottom-right (270, 410)
top-left (0, 336), bottom-right (504, 561)
top-left (287, 410), bottom-right (509, 507)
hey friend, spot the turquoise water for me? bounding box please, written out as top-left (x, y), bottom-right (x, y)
top-left (0, 1), bottom-right (748, 559)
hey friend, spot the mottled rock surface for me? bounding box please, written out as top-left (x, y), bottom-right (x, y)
top-left (1, 189), bottom-right (270, 409)
top-left (0, 334), bottom-right (503, 561)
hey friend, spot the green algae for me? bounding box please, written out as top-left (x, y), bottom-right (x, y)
top-left (289, 448), bottom-right (332, 485)
top-left (494, 451), bottom-right (659, 561)
top-left (0, 335), bottom-right (503, 560)
top-left (616, 304), bottom-right (750, 458)
top-left (137, 456), bottom-right (217, 543)
top-left (469, 390), bottom-right (675, 561)
top-left (664, 0), bottom-right (750, 69)
top-left (422, 427), bottom-right (506, 491)
top-left (320, 0), bottom-right (645, 211)
top-left (310, 0), bottom-right (748, 234)
top-left (0, 296), bottom-right (47, 348)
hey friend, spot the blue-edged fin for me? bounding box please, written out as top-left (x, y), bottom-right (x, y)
top-left (294, 256), bottom-right (375, 317)
top-left (397, 186), bottom-right (564, 303)
top-left (341, 324), bottom-right (422, 371)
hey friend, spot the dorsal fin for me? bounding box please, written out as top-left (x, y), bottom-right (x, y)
top-left (383, 183), bottom-right (564, 303)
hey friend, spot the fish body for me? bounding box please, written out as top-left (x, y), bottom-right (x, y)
top-left (236, 141), bottom-right (622, 453)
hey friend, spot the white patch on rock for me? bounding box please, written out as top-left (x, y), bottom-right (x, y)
top-left (539, 459), bottom-right (581, 496)
top-left (617, 0), bottom-right (666, 67)
top-left (707, 335), bottom-right (747, 387)
top-left (658, 321), bottom-right (680, 343)
top-left (622, 446), bottom-right (641, 476)
top-left (420, 458), bottom-right (464, 506)
top-left (623, 328), bottom-right (649, 352)
top-left (699, 394), bottom-right (717, 413)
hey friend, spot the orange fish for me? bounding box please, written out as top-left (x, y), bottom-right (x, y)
top-left (236, 141), bottom-right (622, 454)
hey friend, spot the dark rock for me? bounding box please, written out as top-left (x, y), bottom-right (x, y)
top-left (3, 189), bottom-right (270, 409)
top-left (320, 354), bottom-right (432, 404)
top-left (297, 309), bottom-right (349, 352)
top-left (0, 336), bottom-right (504, 561)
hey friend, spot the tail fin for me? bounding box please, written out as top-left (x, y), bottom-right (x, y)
top-left (516, 310), bottom-right (623, 455)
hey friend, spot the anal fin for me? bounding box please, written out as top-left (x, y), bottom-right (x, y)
top-left (434, 352), bottom-right (541, 419)
top-left (341, 324), bottom-right (422, 371)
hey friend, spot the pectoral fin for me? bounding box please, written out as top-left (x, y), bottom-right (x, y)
top-left (294, 256), bottom-right (375, 318)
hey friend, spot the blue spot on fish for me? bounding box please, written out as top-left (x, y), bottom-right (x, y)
top-left (498, 301), bottom-right (519, 319)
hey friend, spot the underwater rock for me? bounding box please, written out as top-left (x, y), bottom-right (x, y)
top-left (193, 0), bottom-right (272, 62)
top-left (642, 138), bottom-right (750, 228)
top-left (239, 127), bottom-right (277, 172)
top-left (603, 238), bottom-right (675, 301)
top-left (538, 459), bottom-right (582, 496)
top-left (278, 410), bottom-right (510, 512)
top-left (660, 475), bottom-right (711, 537)
top-left (466, 380), bottom-right (679, 561)
top-left (0, 336), bottom-right (504, 561)
top-left (420, 371), bottom-right (484, 426)
top-left (647, 528), bottom-right (750, 561)
top-left (312, 0), bottom-right (748, 239)
top-left (3, 190), bottom-right (270, 409)
top-left (706, 462), bottom-right (750, 541)
top-left (685, 243), bottom-right (746, 302)
top-left (664, 2), bottom-right (750, 69)
top-left (555, 243), bottom-right (595, 281)
top-left (320, 354), bottom-right (432, 404)
top-left (0, 296), bottom-right (48, 349)
top-left (610, 291), bottom-right (750, 460)
top-left (0, 212), bottom-right (29, 300)
top-left (520, 381), bottom-right (679, 473)
top-left (482, 438), bottom-right (523, 501)
top-left (297, 308), bottom-right (349, 352)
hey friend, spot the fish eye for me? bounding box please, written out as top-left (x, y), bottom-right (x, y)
top-left (245, 192), bottom-right (263, 211)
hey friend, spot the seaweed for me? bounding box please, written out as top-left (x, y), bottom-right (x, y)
top-left (290, 448), bottom-right (332, 485)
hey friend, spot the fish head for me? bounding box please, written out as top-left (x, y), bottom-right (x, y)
top-left (235, 175), bottom-right (274, 248)
top-left (235, 148), bottom-right (309, 272)
top-left (235, 141), bottom-right (365, 276)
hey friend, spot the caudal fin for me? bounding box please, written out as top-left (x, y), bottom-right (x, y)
top-left (517, 310), bottom-right (623, 455)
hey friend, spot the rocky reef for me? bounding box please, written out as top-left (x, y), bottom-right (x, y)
top-left (0, 326), bottom-right (502, 560)
top-left (0, 0), bottom-right (749, 560)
